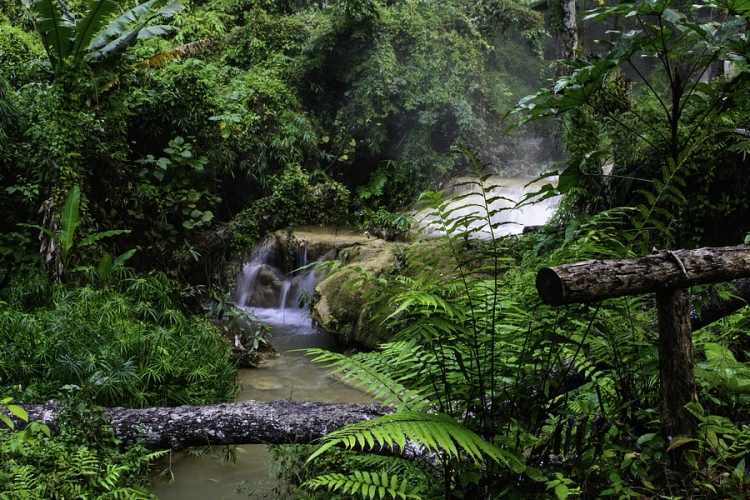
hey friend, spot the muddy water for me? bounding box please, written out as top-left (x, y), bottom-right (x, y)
top-left (148, 308), bottom-right (373, 499)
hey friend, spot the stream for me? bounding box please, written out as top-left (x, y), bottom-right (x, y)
top-left (148, 178), bottom-right (557, 499)
top-left (148, 307), bottom-right (374, 499)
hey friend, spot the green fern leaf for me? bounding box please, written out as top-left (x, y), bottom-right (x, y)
top-left (307, 411), bottom-right (526, 473)
top-left (304, 472), bottom-right (421, 500)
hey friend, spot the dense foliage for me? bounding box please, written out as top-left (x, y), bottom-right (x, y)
top-left (514, 0), bottom-right (750, 249)
top-left (0, 0), bottom-right (550, 496)
top-left (295, 152), bottom-right (750, 499)
top-left (285, 0), bottom-right (750, 497)
top-left (2, 0), bottom-right (750, 497)
top-left (0, 0), bottom-right (549, 287)
top-left (1, 267), bottom-right (237, 407)
top-left (1, 391), bottom-right (165, 499)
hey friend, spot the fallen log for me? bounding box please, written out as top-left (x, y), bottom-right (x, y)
top-left (3, 400), bottom-right (394, 451)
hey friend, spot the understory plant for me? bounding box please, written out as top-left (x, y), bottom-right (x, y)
top-left (0, 389), bottom-right (165, 499)
top-left (0, 267), bottom-right (237, 407)
top-left (292, 144), bottom-right (750, 498)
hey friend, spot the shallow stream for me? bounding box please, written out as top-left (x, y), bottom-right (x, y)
top-left (148, 308), bottom-right (373, 499)
top-left (148, 178), bottom-right (558, 498)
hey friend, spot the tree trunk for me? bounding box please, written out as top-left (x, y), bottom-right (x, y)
top-left (690, 277), bottom-right (750, 331)
top-left (3, 400), bottom-right (393, 451)
top-left (561, 0), bottom-right (579, 61)
top-left (536, 247), bottom-right (750, 306)
top-left (656, 289), bottom-right (697, 444)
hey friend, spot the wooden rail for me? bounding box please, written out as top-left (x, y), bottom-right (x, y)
top-left (536, 246), bottom-right (750, 461)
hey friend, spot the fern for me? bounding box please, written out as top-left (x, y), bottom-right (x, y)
top-left (305, 344), bottom-right (432, 412)
top-left (307, 412), bottom-right (526, 473)
top-left (305, 471), bottom-right (422, 499)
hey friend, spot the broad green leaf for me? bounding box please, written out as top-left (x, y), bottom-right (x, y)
top-left (97, 252), bottom-right (113, 279)
top-left (24, 0), bottom-right (76, 67)
top-left (667, 436), bottom-right (698, 451)
top-left (555, 483), bottom-right (569, 500)
top-left (60, 185), bottom-right (81, 253)
top-left (72, 0), bottom-right (119, 57)
top-left (113, 248), bottom-right (137, 268)
top-left (7, 404), bottom-right (28, 422)
top-left (79, 229), bottom-right (131, 247)
top-left (557, 164), bottom-right (582, 193)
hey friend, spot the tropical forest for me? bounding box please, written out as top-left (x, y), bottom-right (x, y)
top-left (1, 0), bottom-right (750, 497)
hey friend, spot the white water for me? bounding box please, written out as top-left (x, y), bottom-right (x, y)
top-left (150, 240), bottom-right (356, 499)
top-left (416, 177), bottom-right (558, 237)
top-left (233, 237), bottom-right (278, 307)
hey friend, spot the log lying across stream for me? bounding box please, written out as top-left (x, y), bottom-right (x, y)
top-left (4, 400), bottom-right (394, 451)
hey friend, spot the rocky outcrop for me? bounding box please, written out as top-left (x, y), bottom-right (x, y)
top-left (274, 226), bottom-right (399, 349)
top-left (311, 240), bottom-right (397, 349)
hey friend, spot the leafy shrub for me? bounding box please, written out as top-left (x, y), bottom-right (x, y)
top-left (0, 390), bottom-right (165, 499)
top-left (0, 24), bottom-right (43, 85)
top-left (0, 270), bottom-right (237, 407)
top-left (228, 164), bottom-right (351, 249)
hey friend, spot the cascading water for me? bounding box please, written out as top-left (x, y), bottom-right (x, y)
top-left (416, 177), bottom-right (559, 237)
top-left (232, 235), bottom-right (324, 325)
top-left (232, 237), bottom-right (277, 308)
top-left (149, 232), bottom-right (369, 499)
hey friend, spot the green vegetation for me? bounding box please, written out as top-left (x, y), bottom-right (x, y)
top-left (1, 390), bottom-right (165, 499)
top-left (1, 0), bottom-right (750, 497)
top-left (281, 0), bottom-right (750, 497)
top-left (1, 267), bottom-right (237, 406)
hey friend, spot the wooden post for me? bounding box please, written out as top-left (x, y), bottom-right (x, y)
top-left (536, 246), bottom-right (750, 454)
top-left (656, 288), bottom-right (697, 457)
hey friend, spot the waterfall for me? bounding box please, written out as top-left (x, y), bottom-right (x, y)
top-left (416, 177), bottom-right (559, 237)
top-left (232, 237), bottom-right (278, 307)
top-left (234, 236), bottom-right (324, 326)
top-left (234, 262), bottom-right (262, 308)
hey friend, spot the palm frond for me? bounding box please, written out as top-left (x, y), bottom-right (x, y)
top-left (133, 39), bottom-right (213, 69)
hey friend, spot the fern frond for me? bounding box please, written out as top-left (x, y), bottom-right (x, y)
top-left (304, 471), bottom-right (422, 499)
top-left (305, 346), bottom-right (432, 411)
top-left (307, 411), bottom-right (526, 473)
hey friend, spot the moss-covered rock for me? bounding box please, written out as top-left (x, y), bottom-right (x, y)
top-left (312, 239), bottom-right (397, 349)
top-left (270, 226), bottom-right (399, 349)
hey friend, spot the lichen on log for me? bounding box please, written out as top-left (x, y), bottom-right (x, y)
top-left (3, 400), bottom-right (394, 451)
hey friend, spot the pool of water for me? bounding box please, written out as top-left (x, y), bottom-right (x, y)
top-left (148, 308), bottom-right (372, 499)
